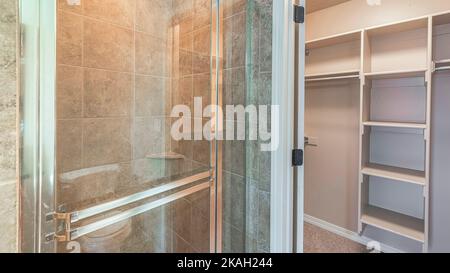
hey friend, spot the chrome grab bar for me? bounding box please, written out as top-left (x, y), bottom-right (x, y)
top-left (71, 171), bottom-right (211, 223)
top-left (71, 182), bottom-right (211, 240)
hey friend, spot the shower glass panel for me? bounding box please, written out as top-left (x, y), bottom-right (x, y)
top-left (55, 0), bottom-right (213, 253)
top-left (219, 0), bottom-right (273, 253)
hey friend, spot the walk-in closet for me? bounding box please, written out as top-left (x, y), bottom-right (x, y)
top-left (304, 1), bottom-right (450, 253)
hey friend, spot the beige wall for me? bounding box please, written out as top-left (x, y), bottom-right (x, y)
top-left (0, 0), bottom-right (18, 253)
top-left (306, 0), bottom-right (450, 40)
top-left (305, 80), bottom-right (361, 232)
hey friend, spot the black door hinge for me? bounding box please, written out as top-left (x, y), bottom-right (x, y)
top-left (292, 149), bottom-right (304, 167)
top-left (294, 5), bottom-right (305, 24)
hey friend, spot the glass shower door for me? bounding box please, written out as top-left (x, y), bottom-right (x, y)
top-left (51, 0), bottom-right (215, 253)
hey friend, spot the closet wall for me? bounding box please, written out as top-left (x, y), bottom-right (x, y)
top-left (305, 79), bottom-right (360, 231)
top-left (305, 0), bottom-right (450, 252)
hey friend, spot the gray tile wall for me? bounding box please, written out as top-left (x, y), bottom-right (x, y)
top-left (0, 0), bottom-right (17, 253)
top-left (245, 0), bottom-right (272, 253)
top-left (221, 0), bottom-right (272, 253)
top-left (56, 0), bottom-right (211, 210)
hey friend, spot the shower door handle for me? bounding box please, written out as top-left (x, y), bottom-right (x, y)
top-left (44, 171), bottom-right (212, 242)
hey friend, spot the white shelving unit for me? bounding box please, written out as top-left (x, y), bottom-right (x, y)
top-left (304, 10), bottom-right (450, 251)
top-left (358, 16), bottom-right (431, 252)
top-left (305, 6), bottom-right (450, 253)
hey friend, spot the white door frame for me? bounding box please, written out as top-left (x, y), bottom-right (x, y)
top-left (271, 0), bottom-right (305, 253)
top-left (295, 0), bottom-right (306, 253)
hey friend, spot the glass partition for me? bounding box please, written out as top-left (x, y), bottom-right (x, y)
top-left (219, 0), bottom-right (273, 253)
top-left (54, 0), bottom-right (214, 253)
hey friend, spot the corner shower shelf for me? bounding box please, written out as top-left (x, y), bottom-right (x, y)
top-left (363, 121), bottom-right (427, 130)
top-left (361, 205), bottom-right (425, 243)
top-left (361, 163), bottom-right (426, 186)
top-left (365, 69), bottom-right (428, 80)
top-left (146, 152), bottom-right (185, 160)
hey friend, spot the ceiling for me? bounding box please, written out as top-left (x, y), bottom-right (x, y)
top-left (306, 0), bottom-right (352, 14)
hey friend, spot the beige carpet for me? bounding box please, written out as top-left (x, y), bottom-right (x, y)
top-left (304, 222), bottom-right (368, 253)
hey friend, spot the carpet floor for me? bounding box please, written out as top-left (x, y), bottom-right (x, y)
top-left (304, 222), bottom-right (368, 253)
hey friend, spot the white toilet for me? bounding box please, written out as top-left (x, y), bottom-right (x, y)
top-left (59, 166), bottom-right (133, 253)
top-left (79, 216), bottom-right (132, 253)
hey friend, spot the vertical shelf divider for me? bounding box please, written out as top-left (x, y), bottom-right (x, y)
top-left (358, 30), bottom-right (366, 233)
top-left (423, 16), bottom-right (434, 252)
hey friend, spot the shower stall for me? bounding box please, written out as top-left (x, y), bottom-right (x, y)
top-left (19, 0), bottom-right (304, 253)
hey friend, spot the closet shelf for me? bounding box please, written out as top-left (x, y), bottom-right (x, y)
top-left (363, 121), bottom-right (427, 130)
top-left (434, 59), bottom-right (450, 72)
top-left (366, 17), bottom-right (428, 37)
top-left (361, 206), bottom-right (425, 243)
top-left (306, 70), bottom-right (360, 82)
top-left (365, 69), bottom-right (428, 80)
top-left (362, 163), bottom-right (426, 186)
top-left (306, 30), bottom-right (362, 49)
top-left (434, 59), bottom-right (450, 65)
